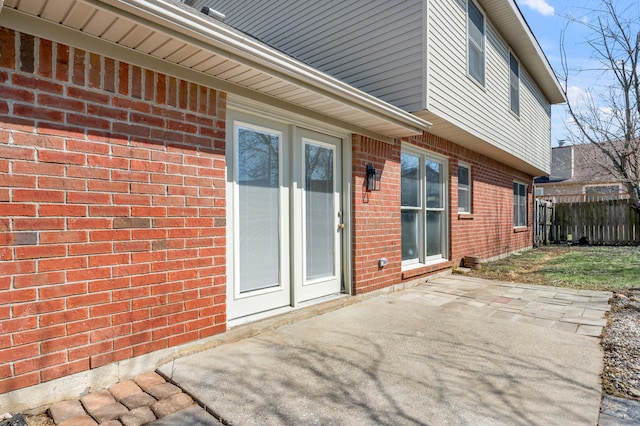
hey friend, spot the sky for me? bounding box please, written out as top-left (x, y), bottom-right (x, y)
top-left (514, 0), bottom-right (638, 146)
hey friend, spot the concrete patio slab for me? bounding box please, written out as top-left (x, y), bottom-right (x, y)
top-left (159, 276), bottom-right (610, 425)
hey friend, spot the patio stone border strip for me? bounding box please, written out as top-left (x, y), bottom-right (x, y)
top-left (419, 275), bottom-right (612, 337)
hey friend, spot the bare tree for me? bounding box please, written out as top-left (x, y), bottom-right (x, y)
top-left (559, 0), bottom-right (640, 211)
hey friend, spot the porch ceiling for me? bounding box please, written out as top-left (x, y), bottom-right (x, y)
top-left (0, 0), bottom-right (432, 141)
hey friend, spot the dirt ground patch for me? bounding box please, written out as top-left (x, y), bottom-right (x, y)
top-left (463, 245), bottom-right (640, 291)
top-left (463, 246), bottom-right (571, 284)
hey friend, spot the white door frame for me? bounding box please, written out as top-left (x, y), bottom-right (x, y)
top-left (226, 101), bottom-right (352, 323)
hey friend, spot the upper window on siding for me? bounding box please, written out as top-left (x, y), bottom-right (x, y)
top-left (510, 52), bottom-right (520, 116)
top-left (467, 0), bottom-right (485, 86)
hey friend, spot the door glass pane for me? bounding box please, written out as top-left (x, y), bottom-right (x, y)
top-left (401, 153), bottom-right (420, 207)
top-left (426, 211), bottom-right (442, 257)
top-left (305, 143), bottom-right (335, 280)
top-left (402, 211), bottom-right (419, 261)
top-left (237, 126), bottom-right (280, 293)
top-left (425, 160), bottom-right (442, 208)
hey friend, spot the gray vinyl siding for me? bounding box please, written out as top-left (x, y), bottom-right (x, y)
top-left (204, 0), bottom-right (425, 112)
top-left (427, 0), bottom-right (551, 172)
top-left (191, 0), bottom-right (553, 172)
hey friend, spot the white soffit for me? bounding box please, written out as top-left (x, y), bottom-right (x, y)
top-left (0, 0), bottom-right (432, 141)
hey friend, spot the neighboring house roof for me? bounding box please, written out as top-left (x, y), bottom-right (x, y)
top-left (535, 142), bottom-right (627, 185)
top-left (0, 0), bottom-right (433, 142)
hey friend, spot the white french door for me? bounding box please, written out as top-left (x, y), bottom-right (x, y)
top-left (293, 129), bottom-right (343, 304)
top-left (227, 112), bottom-right (344, 321)
top-left (227, 117), bottom-right (291, 320)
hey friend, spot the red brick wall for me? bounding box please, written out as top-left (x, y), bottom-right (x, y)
top-left (351, 132), bottom-right (534, 293)
top-left (351, 135), bottom-right (404, 294)
top-left (0, 28), bottom-right (227, 393)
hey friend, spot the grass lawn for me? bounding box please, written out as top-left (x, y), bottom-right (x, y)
top-left (462, 245), bottom-right (640, 291)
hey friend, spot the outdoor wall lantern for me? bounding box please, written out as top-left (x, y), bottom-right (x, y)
top-left (366, 164), bottom-right (381, 192)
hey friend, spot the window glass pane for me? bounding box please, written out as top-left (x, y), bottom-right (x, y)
top-left (426, 211), bottom-right (443, 257)
top-left (458, 166), bottom-right (469, 186)
top-left (458, 165), bottom-right (470, 213)
top-left (401, 211), bottom-right (419, 261)
top-left (401, 153), bottom-right (420, 207)
top-left (237, 127), bottom-right (280, 293)
top-left (305, 143), bottom-right (335, 280)
top-left (425, 160), bottom-right (442, 209)
top-left (513, 182), bottom-right (526, 227)
top-left (468, 1), bottom-right (484, 39)
top-left (468, 0), bottom-right (485, 84)
top-left (510, 53), bottom-right (520, 115)
top-left (585, 185), bottom-right (619, 201)
top-left (468, 43), bottom-right (485, 84)
top-left (510, 89), bottom-right (520, 115)
top-left (519, 203), bottom-right (526, 227)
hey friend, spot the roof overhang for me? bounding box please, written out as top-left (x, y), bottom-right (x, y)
top-left (479, 0), bottom-right (566, 105)
top-left (0, 0), bottom-right (432, 142)
top-left (415, 111), bottom-right (549, 176)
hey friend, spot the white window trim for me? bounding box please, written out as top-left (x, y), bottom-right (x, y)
top-left (583, 184), bottom-right (621, 193)
top-left (401, 145), bottom-right (449, 269)
top-left (513, 181), bottom-right (527, 228)
top-left (466, 0), bottom-right (486, 87)
top-left (458, 162), bottom-right (472, 214)
top-left (534, 187), bottom-right (544, 197)
top-left (509, 51), bottom-right (520, 117)
top-left (583, 184), bottom-right (621, 200)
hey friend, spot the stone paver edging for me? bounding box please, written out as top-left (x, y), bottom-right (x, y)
top-left (47, 372), bottom-right (201, 426)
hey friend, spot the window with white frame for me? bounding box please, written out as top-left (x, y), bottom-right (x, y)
top-left (467, 0), bottom-right (485, 86)
top-left (584, 185), bottom-right (620, 201)
top-left (401, 148), bottom-right (448, 265)
top-left (458, 163), bottom-right (471, 213)
top-left (509, 52), bottom-right (520, 116)
top-left (513, 181), bottom-right (527, 227)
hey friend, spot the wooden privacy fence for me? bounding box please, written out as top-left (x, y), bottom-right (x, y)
top-left (535, 197), bottom-right (640, 245)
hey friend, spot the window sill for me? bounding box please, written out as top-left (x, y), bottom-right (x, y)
top-left (401, 259), bottom-right (452, 280)
top-left (466, 73), bottom-right (487, 92)
top-left (513, 227), bottom-right (529, 233)
top-left (458, 213), bottom-right (474, 220)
